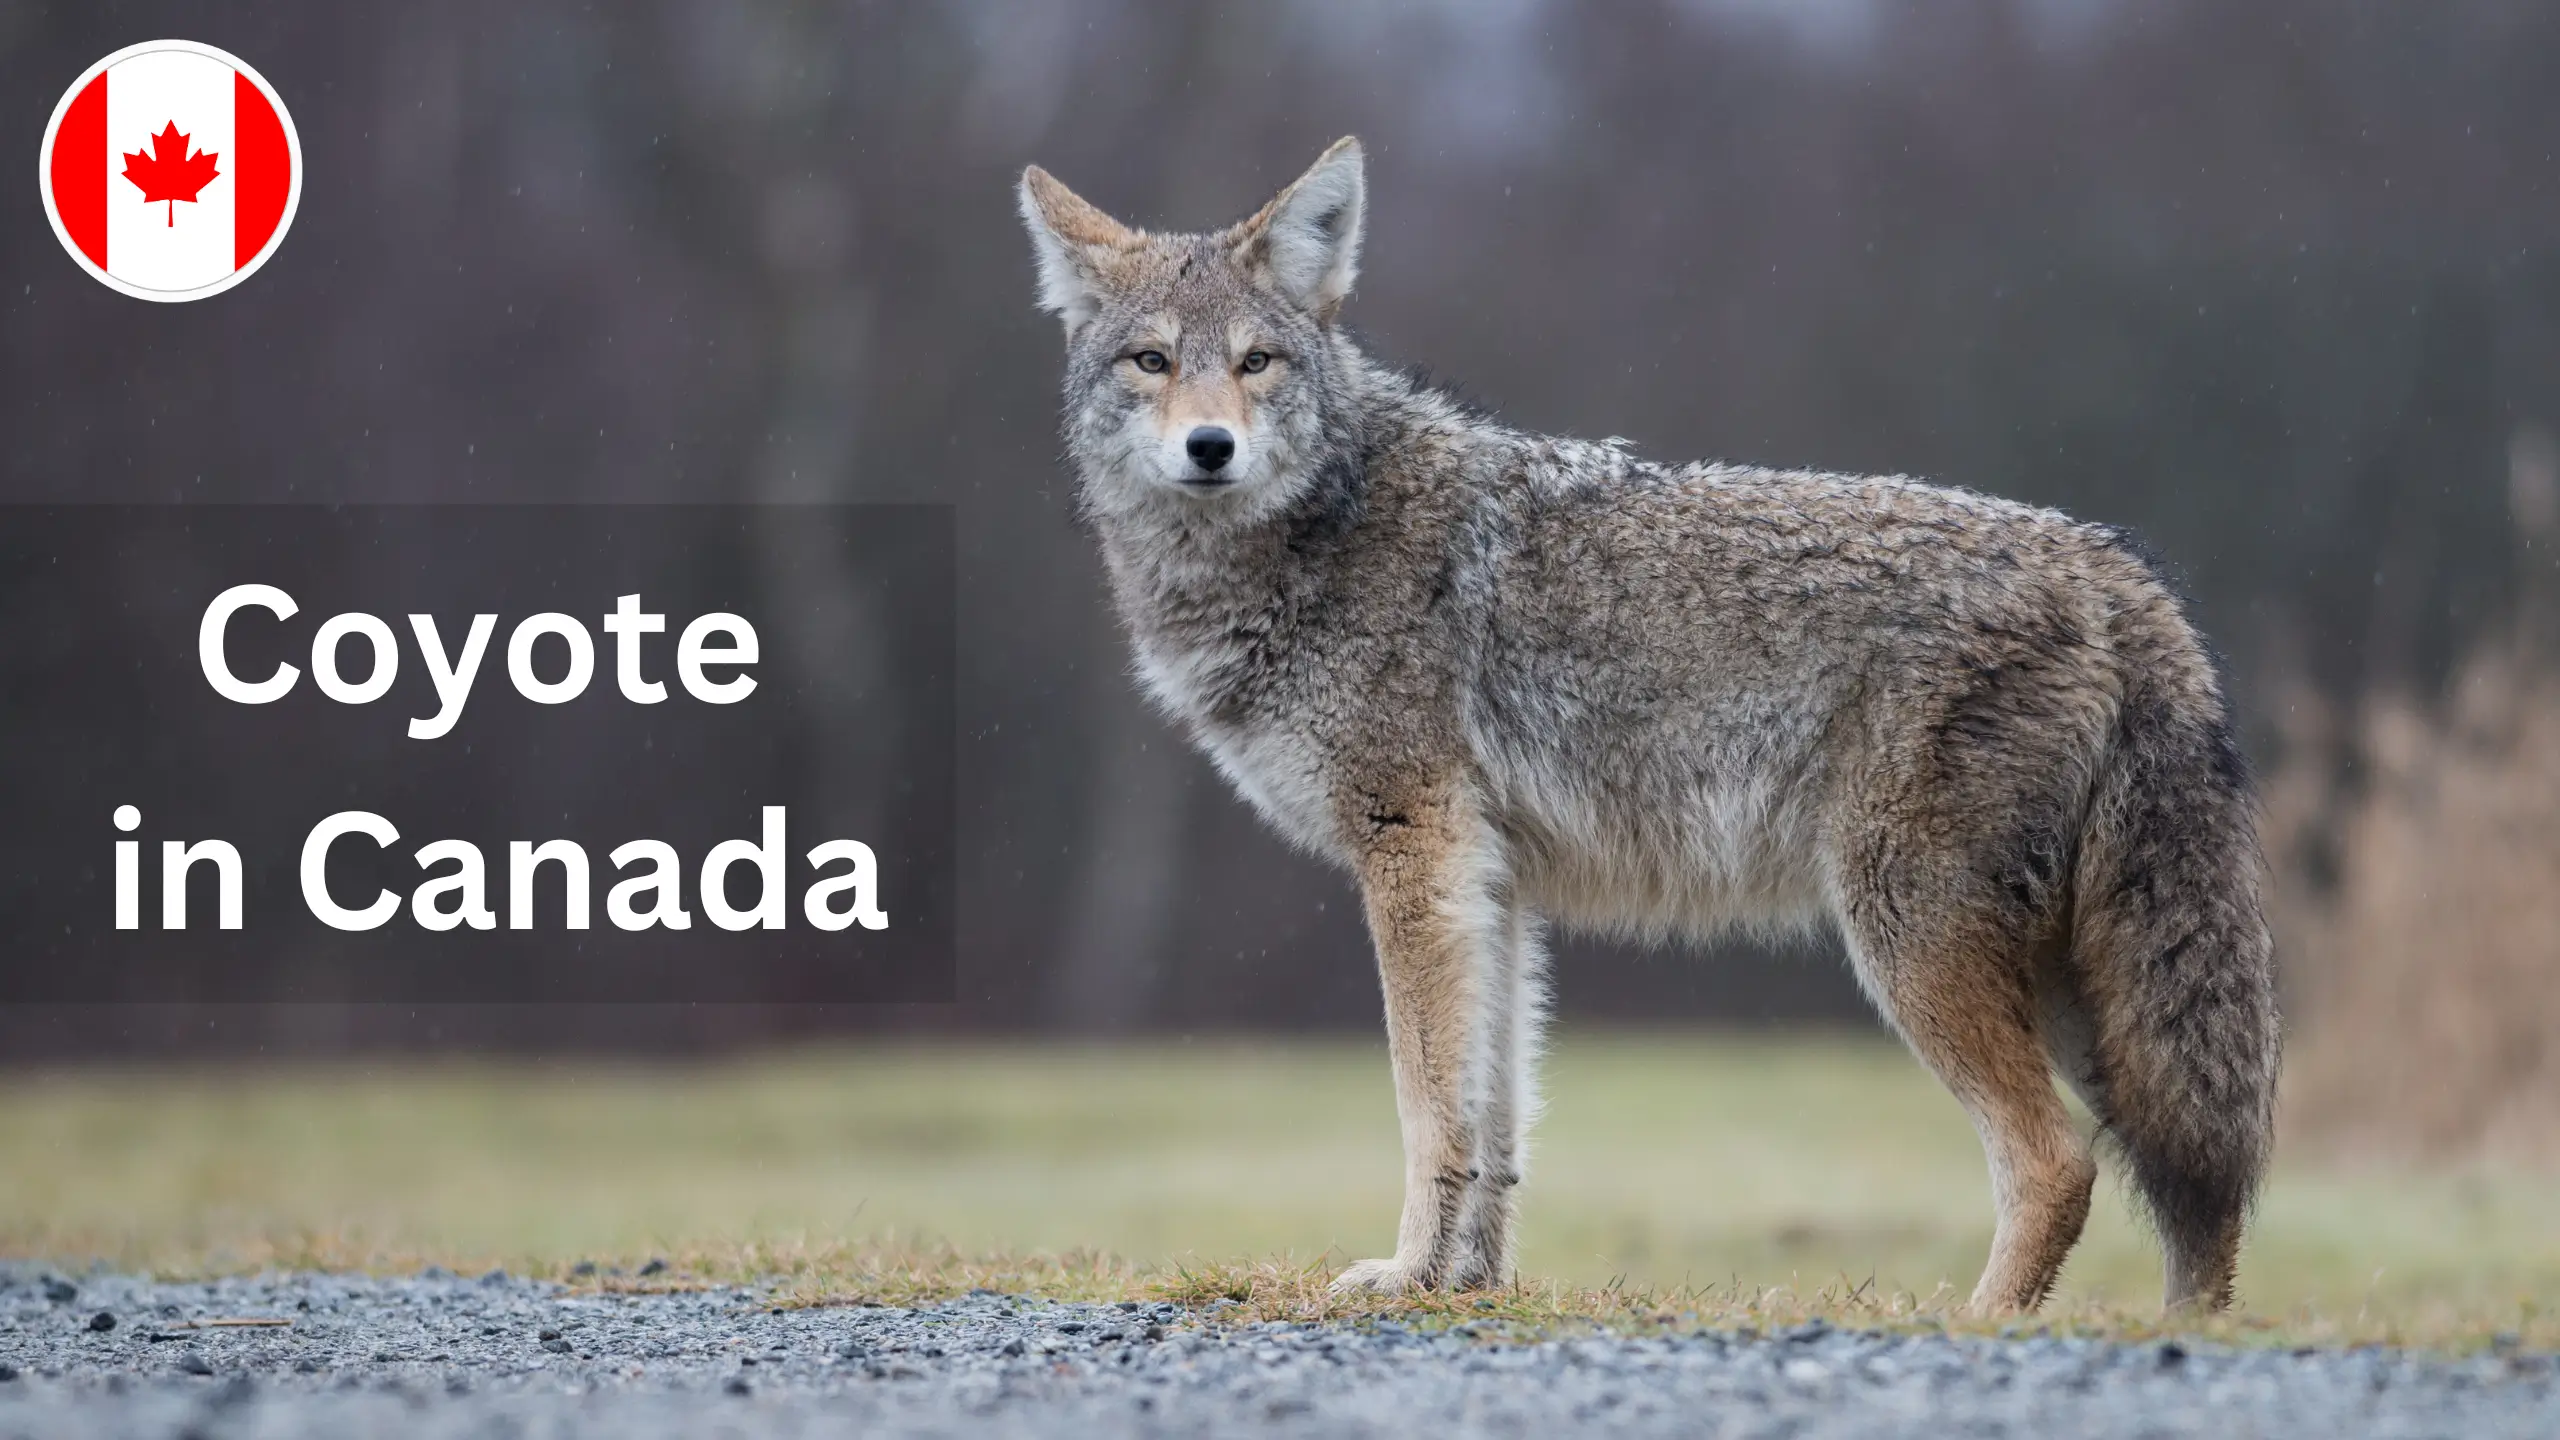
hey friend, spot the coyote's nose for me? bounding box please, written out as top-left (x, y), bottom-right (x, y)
top-left (1185, 426), bottom-right (1236, 473)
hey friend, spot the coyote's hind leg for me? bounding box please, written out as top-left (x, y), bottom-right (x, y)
top-left (1839, 857), bottom-right (2094, 1314)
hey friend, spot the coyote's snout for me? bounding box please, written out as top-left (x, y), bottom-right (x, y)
top-left (1018, 138), bottom-right (2280, 1314)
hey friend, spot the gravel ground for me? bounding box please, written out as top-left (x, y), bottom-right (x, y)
top-left (0, 1267), bottom-right (2552, 1438)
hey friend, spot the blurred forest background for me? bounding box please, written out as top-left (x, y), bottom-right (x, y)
top-left (0, 0), bottom-right (2554, 1159)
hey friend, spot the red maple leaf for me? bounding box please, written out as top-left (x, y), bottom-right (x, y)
top-left (121, 121), bottom-right (222, 228)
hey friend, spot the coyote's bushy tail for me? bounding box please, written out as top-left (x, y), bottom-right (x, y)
top-left (2069, 611), bottom-right (2281, 1309)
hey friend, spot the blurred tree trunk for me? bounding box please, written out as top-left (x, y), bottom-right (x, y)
top-left (1053, 705), bottom-right (1192, 1032)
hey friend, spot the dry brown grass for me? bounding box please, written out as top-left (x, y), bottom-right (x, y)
top-left (138, 1232), bottom-right (2544, 1352)
top-left (2270, 629), bottom-right (2560, 1163)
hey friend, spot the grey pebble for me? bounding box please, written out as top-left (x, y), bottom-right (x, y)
top-left (0, 1270), bottom-right (2545, 1439)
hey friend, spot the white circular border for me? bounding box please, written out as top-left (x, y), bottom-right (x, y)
top-left (37, 38), bottom-right (305, 303)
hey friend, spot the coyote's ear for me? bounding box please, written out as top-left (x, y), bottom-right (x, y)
top-left (1018, 166), bottom-right (1136, 341)
top-left (1230, 137), bottom-right (1366, 324)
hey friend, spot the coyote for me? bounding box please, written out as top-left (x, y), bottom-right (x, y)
top-left (1017, 138), bottom-right (2278, 1313)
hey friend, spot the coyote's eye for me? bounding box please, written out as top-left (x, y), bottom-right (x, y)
top-left (1129, 350), bottom-right (1170, 375)
top-left (1240, 351), bottom-right (1273, 375)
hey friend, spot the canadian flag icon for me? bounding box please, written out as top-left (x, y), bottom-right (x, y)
top-left (40, 40), bottom-right (301, 302)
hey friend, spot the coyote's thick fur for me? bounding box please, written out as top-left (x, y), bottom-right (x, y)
top-left (1018, 138), bottom-right (2279, 1313)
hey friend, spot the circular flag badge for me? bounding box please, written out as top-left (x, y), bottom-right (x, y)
top-left (38, 39), bottom-right (302, 302)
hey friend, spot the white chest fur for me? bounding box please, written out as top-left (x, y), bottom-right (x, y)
top-left (1133, 638), bottom-right (1345, 859)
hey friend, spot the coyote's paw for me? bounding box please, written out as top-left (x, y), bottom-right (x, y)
top-left (1442, 1249), bottom-right (1507, 1293)
top-left (1328, 1257), bottom-right (1423, 1296)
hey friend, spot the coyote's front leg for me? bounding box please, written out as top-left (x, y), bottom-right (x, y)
top-left (1446, 901), bottom-right (1545, 1289)
top-left (1331, 789), bottom-right (1505, 1296)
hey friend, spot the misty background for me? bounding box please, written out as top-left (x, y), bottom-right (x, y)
top-left (1, 1), bottom-right (2553, 1112)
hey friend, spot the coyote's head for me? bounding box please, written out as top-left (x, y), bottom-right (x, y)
top-left (1018, 138), bottom-right (1366, 525)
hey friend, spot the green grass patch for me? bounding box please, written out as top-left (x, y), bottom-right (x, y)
top-left (0, 1033), bottom-right (2550, 1348)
